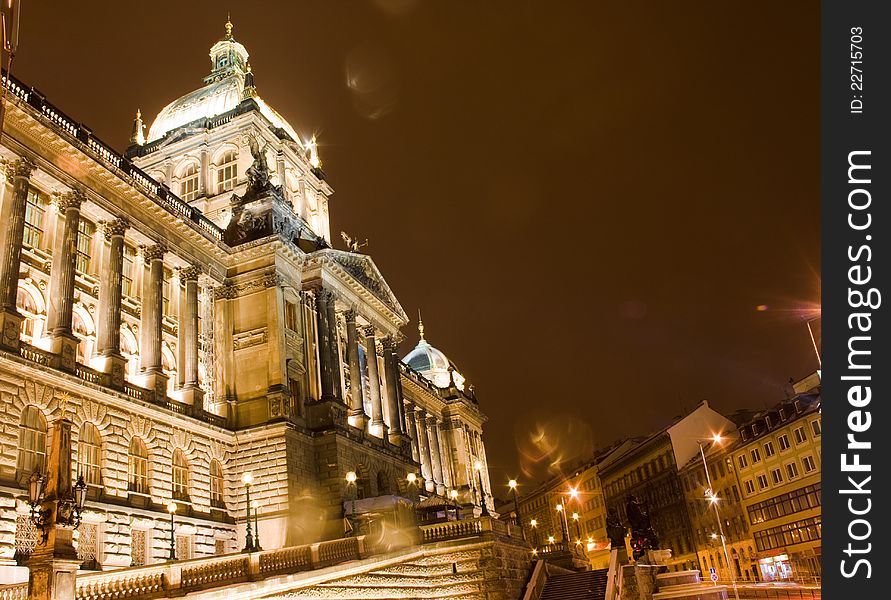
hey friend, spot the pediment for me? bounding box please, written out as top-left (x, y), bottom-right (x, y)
top-left (309, 249), bottom-right (408, 326)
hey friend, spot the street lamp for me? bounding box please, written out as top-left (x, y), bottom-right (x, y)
top-left (698, 436), bottom-right (740, 600)
top-left (530, 518), bottom-right (540, 548)
top-left (450, 489), bottom-right (460, 521)
top-left (572, 512), bottom-right (582, 544)
top-left (167, 502), bottom-right (177, 561)
top-left (473, 461), bottom-right (490, 517)
top-left (242, 472), bottom-right (254, 552)
top-left (555, 502), bottom-right (569, 546)
top-left (346, 471), bottom-right (358, 534)
top-left (508, 479), bottom-right (522, 527)
top-left (252, 500), bottom-right (262, 551)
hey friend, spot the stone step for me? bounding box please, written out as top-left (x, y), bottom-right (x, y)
top-left (372, 559), bottom-right (480, 577)
top-left (404, 549), bottom-right (482, 565)
top-left (540, 569), bottom-right (609, 600)
top-left (320, 571), bottom-right (484, 588)
top-left (293, 581), bottom-right (485, 598)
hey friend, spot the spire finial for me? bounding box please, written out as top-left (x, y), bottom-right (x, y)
top-left (130, 108), bottom-right (145, 146)
top-left (418, 309), bottom-right (425, 341)
top-left (225, 13), bottom-right (233, 38)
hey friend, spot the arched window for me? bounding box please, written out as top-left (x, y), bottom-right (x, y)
top-left (377, 472), bottom-right (391, 496)
top-left (128, 437), bottom-right (150, 494)
top-left (120, 326), bottom-right (139, 380)
top-left (17, 406), bottom-right (47, 478)
top-left (172, 449), bottom-right (190, 501)
top-left (16, 287), bottom-right (42, 343)
top-left (216, 150), bottom-right (237, 193)
top-left (78, 423), bottom-right (102, 487)
top-left (72, 309), bottom-right (93, 364)
top-left (179, 163), bottom-right (199, 202)
top-left (161, 342), bottom-right (177, 396)
top-left (209, 459), bottom-right (224, 508)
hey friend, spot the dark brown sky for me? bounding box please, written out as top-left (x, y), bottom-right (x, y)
top-left (12, 1), bottom-right (819, 489)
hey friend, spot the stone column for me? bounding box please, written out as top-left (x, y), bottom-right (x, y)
top-left (180, 266), bottom-right (204, 410)
top-left (344, 309), bottom-right (368, 429)
top-left (139, 244), bottom-right (168, 397)
top-left (415, 408), bottom-right (434, 491)
top-left (0, 158), bottom-right (35, 350)
top-left (404, 400), bottom-right (420, 463)
top-left (45, 191), bottom-right (84, 372)
top-left (326, 293), bottom-right (343, 401)
top-left (314, 288), bottom-right (335, 400)
top-left (382, 337), bottom-right (406, 446)
top-left (363, 325), bottom-right (386, 437)
top-left (428, 415), bottom-right (446, 494)
top-left (95, 217), bottom-right (129, 389)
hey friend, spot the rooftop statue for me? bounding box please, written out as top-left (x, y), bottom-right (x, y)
top-left (244, 135), bottom-right (271, 200)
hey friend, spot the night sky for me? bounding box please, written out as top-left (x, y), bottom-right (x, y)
top-left (10, 1), bottom-right (819, 490)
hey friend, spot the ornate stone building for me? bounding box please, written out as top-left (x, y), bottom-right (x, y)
top-left (0, 20), bottom-right (492, 578)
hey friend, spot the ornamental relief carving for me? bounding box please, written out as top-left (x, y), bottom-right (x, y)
top-left (233, 327), bottom-right (268, 351)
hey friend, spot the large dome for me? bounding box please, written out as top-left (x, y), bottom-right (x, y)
top-left (403, 338), bottom-right (466, 391)
top-left (145, 22), bottom-right (303, 146)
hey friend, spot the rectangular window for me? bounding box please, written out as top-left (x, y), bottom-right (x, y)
top-left (793, 426), bottom-right (807, 445)
top-left (750, 448), bottom-right (761, 464)
top-left (122, 244), bottom-right (137, 298)
top-left (737, 454), bottom-right (748, 469)
top-left (754, 517), bottom-right (821, 552)
top-left (176, 535), bottom-right (193, 561)
top-left (764, 441), bottom-right (775, 457)
top-left (131, 529), bottom-right (148, 566)
top-left (811, 419), bottom-right (822, 437)
top-left (757, 474), bottom-right (768, 490)
top-left (744, 480), bottom-right (755, 495)
top-left (23, 189), bottom-right (46, 248)
top-left (217, 154), bottom-right (238, 193)
top-left (162, 268), bottom-right (173, 316)
top-left (285, 301), bottom-right (298, 331)
top-left (181, 168), bottom-right (199, 202)
top-left (76, 218), bottom-right (95, 274)
top-left (802, 455), bottom-right (817, 473)
top-left (786, 462), bottom-right (800, 480)
top-left (77, 523), bottom-right (100, 570)
top-left (771, 468), bottom-right (783, 485)
top-left (778, 435), bottom-right (790, 451)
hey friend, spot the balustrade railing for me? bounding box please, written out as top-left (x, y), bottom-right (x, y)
top-left (74, 536), bottom-right (369, 599)
top-left (419, 516), bottom-right (526, 544)
top-left (18, 342), bottom-right (53, 366)
top-left (75, 363), bottom-right (105, 385)
top-left (1, 69), bottom-right (225, 243)
top-left (0, 583), bottom-right (28, 600)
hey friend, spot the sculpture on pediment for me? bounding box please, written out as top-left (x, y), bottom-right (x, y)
top-left (341, 231), bottom-right (368, 253)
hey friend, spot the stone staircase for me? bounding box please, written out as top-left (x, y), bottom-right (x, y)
top-left (278, 545), bottom-right (494, 599)
top-left (539, 569), bottom-right (609, 600)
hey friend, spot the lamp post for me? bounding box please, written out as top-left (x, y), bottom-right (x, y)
top-left (167, 502), bottom-right (177, 561)
top-left (555, 502), bottom-right (570, 548)
top-left (530, 518), bottom-right (540, 548)
top-left (242, 472), bottom-right (254, 552)
top-left (346, 471), bottom-right (358, 534)
top-left (572, 512), bottom-right (583, 544)
top-left (450, 489), bottom-right (460, 521)
top-left (698, 435), bottom-right (740, 600)
top-left (508, 479), bottom-right (522, 527)
top-left (252, 500), bottom-right (262, 551)
top-left (473, 461), bottom-right (490, 517)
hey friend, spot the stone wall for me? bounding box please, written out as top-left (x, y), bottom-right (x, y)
top-left (478, 535), bottom-right (534, 600)
top-left (620, 564), bottom-right (663, 600)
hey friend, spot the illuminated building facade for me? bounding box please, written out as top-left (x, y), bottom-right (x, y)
top-left (517, 448), bottom-right (619, 569)
top-left (733, 387), bottom-right (822, 583)
top-left (678, 436), bottom-right (758, 582)
top-left (598, 402), bottom-right (735, 572)
top-left (0, 20), bottom-right (492, 578)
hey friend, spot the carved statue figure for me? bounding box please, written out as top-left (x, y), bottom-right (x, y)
top-left (245, 135), bottom-right (270, 197)
top-left (606, 507), bottom-right (627, 548)
top-left (341, 231), bottom-right (368, 253)
top-left (625, 494), bottom-right (659, 560)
